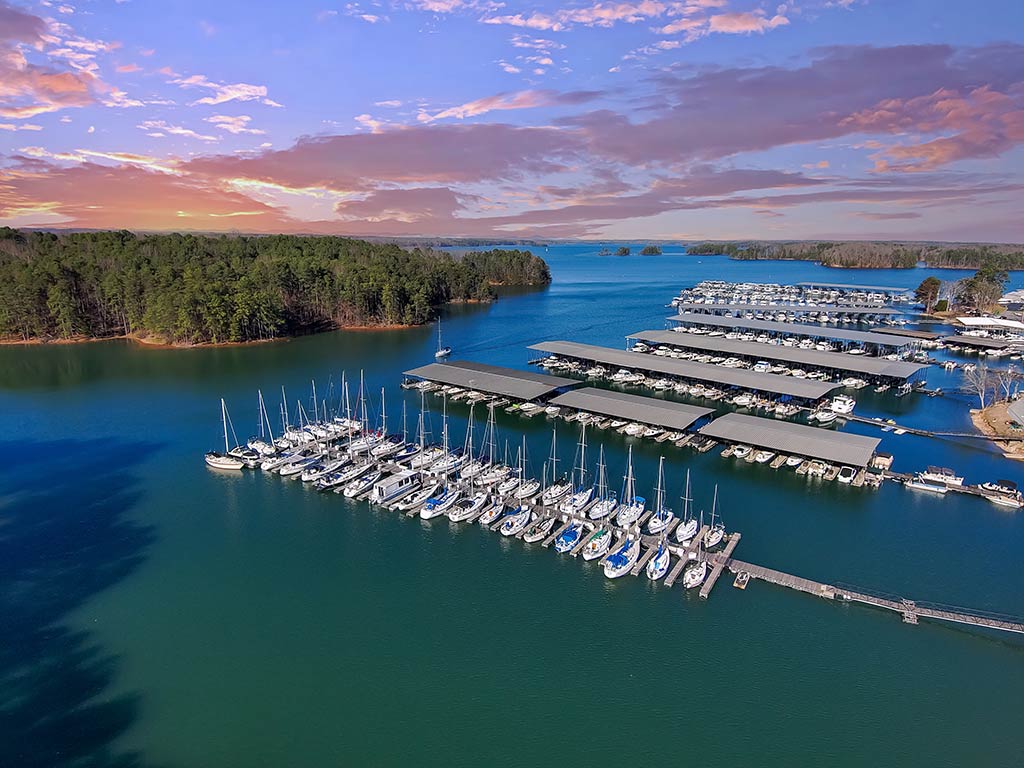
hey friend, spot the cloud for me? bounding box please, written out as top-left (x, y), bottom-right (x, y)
top-left (205, 114), bottom-right (266, 135)
top-left (420, 89), bottom-right (602, 121)
top-left (116, 63), bottom-right (141, 72)
top-left (0, 122), bottom-right (43, 131)
top-left (854, 211), bottom-right (923, 220)
top-left (374, 99), bottom-right (402, 108)
top-left (139, 119), bottom-right (219, 142)
top-left (166, 72), bottom-right (282, 107)
top-left (707, 10), bottom-right (789, 34)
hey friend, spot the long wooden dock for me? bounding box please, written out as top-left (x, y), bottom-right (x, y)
top-left (699, 532), bottom-right (741, 599)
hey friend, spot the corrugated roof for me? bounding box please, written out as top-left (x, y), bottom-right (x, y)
top-left (673, 302), bottom-right (901, 315)
top-left (627, 330), bottom-right (928, 380)
top-left (549, 387), bottom-right (714, 431)
top-left (1009, 399), bottom-right (1024, 424)
top-left (528, 341), bottom-right (836, 399)
top-left (669, 313), bottom-right (910, 347)
top-left (868, 326), bottom-right (943, 340)
top-left (942, 335), bottom-right (1014, 349)
top-left (699, 413), bottom-right (881, 467)
top-left (795, 282), bottom-right (911, 293)
top-left (404, 360), bottom-right (580, 400)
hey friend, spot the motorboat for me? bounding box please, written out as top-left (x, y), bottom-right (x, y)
top-left (920, 466), bottom-right (964, 487)
top-left (829, 395), bottom-right (856, 414)
top-left (904, 475), bottom-right (948, 494)
top-left (603, 536), bottom-right (640, 578)
top-left (581, 527), bottom-right (613, 561)
top-left (837, 466), bottom-right (856, 484)
top-left (646, 542), bottom-right (671, 581)
top-left (732, 445), bottom-right (752, 459)
top-left (785, 455), bottom-right (804, 468)
top-left (554, 520), bottom-right (586, 553)
top-left (754, 450), bottom-right (775, 464)
top-left (500, 505), bottom-right (533, 536)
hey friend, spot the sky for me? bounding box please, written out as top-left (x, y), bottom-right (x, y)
top-left (0, 0), bottom-right (1023, 242)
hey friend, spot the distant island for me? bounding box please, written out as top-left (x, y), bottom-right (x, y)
top-left (616, 246), bottom-right (631, 256)
top-left (640, 245), bottom-right (662, 255)
top-left (685, 241), bottom-right (1024, 270)
top-left (0, 228), bottom-right (550, 346)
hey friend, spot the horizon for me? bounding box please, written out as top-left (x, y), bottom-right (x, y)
top-left (1, 1), bottom-right (1023, 242)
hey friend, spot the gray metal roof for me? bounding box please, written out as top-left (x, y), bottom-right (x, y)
top-left (528, 341), bottom-right (836, 399)
top-left (673, 302), bottom-right (900, 315)
top-left (550, 387), bottom-right (714, 431)
top-left (699, 413), bottom-right (881, 467)
top-left (404, 360), bottom-right (580, 400)
top-left (1009, 399), bottom-right (1024, 424)
top-left (795, 281), bottom-right (911, 293)
top-left (867, 326), bottom-right (943, 340)
top-left (942, 335), bottom-right (1014, 349)
top-left (627, 330), bottom-right (928, 380)
top-left (669, 313), bottom-right (910, 347)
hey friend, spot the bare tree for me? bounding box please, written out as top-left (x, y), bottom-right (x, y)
top-left (995, 365), bottom-right (1021, 402)
top-left (962, 364), bottom-right (996, 408)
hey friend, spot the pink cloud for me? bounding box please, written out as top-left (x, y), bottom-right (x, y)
top-left (707, 11), bottom-right (789, 34)
top-left (421, 89), bottom-right (601, 121)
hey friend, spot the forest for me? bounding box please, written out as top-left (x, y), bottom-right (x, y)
top-left (685, 241), bottom-right (1024, 270)
top-left (0, 229), bottom-right (551, 345)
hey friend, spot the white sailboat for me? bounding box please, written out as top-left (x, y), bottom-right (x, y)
top-left (500, 504), bottom-right (533, 536)
top-left (644, 456), bottom-right (674, 534)
top-left (704, 486), bottom-right (725, 548)
top-left (559, 423), bottom-right (594, 514)
top-left (603, 535), bottom-right (640, 578)
top-left (540, 427), bottom-right (571, 506)
top-left (205, 398), bottom-right (245, 470)
top-left (682, 509), bottom-right (708, 589)
top-left (434, 317), bottom-right (452, 358)
top-left (587, 445), bottom-right (618, 520)
top-left (581, 525), bottom-right (612, 560)
top-left (614, 446), bottom-right (646, 527)
top-left (674, 469), bottom-right (698, 544)
top-left (646, 539), bottom-right (671, 581)
top-left (247, 389), bottom-right (278, 456)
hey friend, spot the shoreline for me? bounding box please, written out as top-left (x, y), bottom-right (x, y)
top-left (969, 404), bottom-right (1024, 461)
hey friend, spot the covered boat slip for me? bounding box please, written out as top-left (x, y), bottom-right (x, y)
top-left (867, 326), bottom-right (943, 341)
top-left (403, 360), bottom-right (581, 401)
top-left (942, 335), bottom-right (1016, 350)
top-left (668, 313), bottom-right (913, 351)
top-left (528, 340), bottom-right (837, 400)
top-left (795, 281), bottom-right (912, 295)
top-left (699, 413), bottom-right (882, 467)
top-left (627, 330), bottom-right (928, 381)
top-left (549, 388), bottom-right (714, 432)
top-left (672, 302), bottom-right (903, 316)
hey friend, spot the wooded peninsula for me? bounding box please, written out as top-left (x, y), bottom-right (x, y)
top-left (686, 241), bottom-right (1024, 270)
top-left (0, 229), bottom-right (551, 345)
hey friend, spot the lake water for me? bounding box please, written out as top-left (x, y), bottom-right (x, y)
top-left (1, 245), bottom-right (1022, 767)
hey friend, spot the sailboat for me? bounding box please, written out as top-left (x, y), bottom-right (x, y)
top-left (514, 434), bottom-right (542, 500)
top-left (674, 469), bottom-right (698, 544)
top-left (646, 539), bottom-right (671, 581)
top-left (247, 389), bottom-right (278, 457)
top-left (559, 423), bottom-right (594, 514)
top-left (704, 485), bottom-right (725, 548)
top-left (614, 446), bottom-right (646, 527)
top-left (587, 445), bottom-right (618, 520)
top-left (522, 514), bottom-right (556, 543)
top-left (393, 400), bottom-right (422, 463)
top-left (348, 372), bottom-right (380, 454)
top-left (205, 398), bottom-right (246, 470)
top-left (434, 317), bottom-right (452, 358)
top-left (603, 535), bottom-right (640, 578)
top-left (554, 517), bottom-right (586, 553)
top-left (682, 510), bottom-right (708, 589)
top-left (540, 427), bottom-right (572, 506)
top-left (644, 457), bottom-right (675, 535)
top-left (500, 504), bottom-right (533, 536)
top-left (459, 404), bottom-right (489, 479)
top-left (420, 396), bottom-right (462, 518)
top-left (580, 525), bottom-right (613, 560)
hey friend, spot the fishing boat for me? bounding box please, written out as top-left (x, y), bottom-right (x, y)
top-left (581, 526), bottom-right (613, 560)
top-left (554, 519), bottom-right (586, 553)
top-left (205, 398), bottom-right (247, 470)
top-left (646, 541), bottom-right (671, 581)
top-left (704, 486), bottom-right (725, 547)
top-left (500, 505), bottom-right (533, 536)
top-left (603, 535), bottom-right (640, 578)
top-left (434, 318), bottom-right (451, 358)
top-left (614, 447), bottom-right (646, 527)
top-left (644, 457), bottom-right (675, 534)
top-left (522, 516), bottom-right (556, 543)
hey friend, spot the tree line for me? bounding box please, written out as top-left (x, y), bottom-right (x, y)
top-left (915, 263), bottom-right (1010, 313)
top-left (0, 228), bottom-right (551, 344)
top-left (685, 241), bottom-right (1024, 270)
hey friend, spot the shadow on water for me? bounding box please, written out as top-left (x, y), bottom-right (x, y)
top-left (0, 438), bottom-right (160, 768)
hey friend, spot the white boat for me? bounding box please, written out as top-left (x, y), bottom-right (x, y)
top-left (814, 410), bottom-right (838, 425)
top-left (279, 455), bottom-right (321, 477)
top-left (301, 456), bottom-right (349, 482)
top-left (554, 519), bottom-right (586, 553)
top-left (682, 558), bottom-right (707, 589)
top-left (342, 469), bottom-right (382, 498)
top-left (984, 494), bottom-right (1023, 509)
top-left (646, 542), bottom-right (671, 581)
top-left (515, 478), bottom-right (541, 500)
top-left (732, 444), bottom-right (751, 459)
top-left (837, 466), bottom-right (856, 484)
top-left (559, 423), bottom-right (594, 514)
top-left (477, 502), bottom-right (506, 526)
top-left (448, 491), bottom-right (491, 521)
top-left (920, 466), bottom-right (964, 487)
top-left (754, 450), bottom-right (775, 464)
top-left (785, 455), bottom-right (804, 468)
top-left (395, 481), bottom-right (440, 511)
top-left (205, 398), bottom-right (246, 470)
top-left (904, 475), bottom-right (948, 494)
top-left (522, 516), bottom-right (556, 543)
top-left (829, 394), bottom-right (856, 414)
top-left (581, 527), bottom-right (613, 560)
top-left (644, 457), bottom-right (674, 534)
top-left (434, 318), bottom-right (451, 358)
top-left (614, 447), bottom-right (646, 527)
top-left (603, 536), bottom-right (640, 578)
top-left (420, 486), bottom-right (463, 518)
top-left (500, 505), bottom-right (533, 536)
top-left (704, 486), bottom-right (725, 548)
top-left (370, 470), bottom-right (420, 505)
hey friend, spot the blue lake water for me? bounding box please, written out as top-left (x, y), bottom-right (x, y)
top-left (1, 245), bottom-right (1022, 767)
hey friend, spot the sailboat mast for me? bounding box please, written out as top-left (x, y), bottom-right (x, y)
top-left (682, 468), bottom-right (692, 520)
top-left (221, 398), bottom-right (229, 453)
top-left (656, 457), bottom-right (665, 510)
top-left (312, 379), bottom-right (318, 422)
top-left (597, 445), bottom-right (607, 498)
top-left (418, 391), bottom-right (426, 451)
top-left (402, 401), bottom-right (408, 443)
top-left (380, 386), bottom-right (387, 435)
